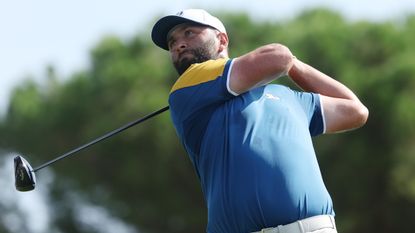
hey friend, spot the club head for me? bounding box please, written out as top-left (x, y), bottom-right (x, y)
top-left (14, 156), bottom-right (36, 192)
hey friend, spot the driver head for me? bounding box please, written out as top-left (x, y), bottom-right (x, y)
top-left (14, 156), bottom-right (36, 191)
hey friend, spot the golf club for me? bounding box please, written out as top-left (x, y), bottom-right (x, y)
top-left (14, 106), bottom-right (169, 192)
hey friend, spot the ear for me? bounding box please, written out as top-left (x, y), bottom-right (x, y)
top-left (217, 32), bottom-right (229, 53)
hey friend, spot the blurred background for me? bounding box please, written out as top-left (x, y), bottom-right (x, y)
top-left (1, 0), bottom-right (415, 232)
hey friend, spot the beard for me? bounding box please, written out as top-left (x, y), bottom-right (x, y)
top-left (173, 40), bottom-right (219, 75)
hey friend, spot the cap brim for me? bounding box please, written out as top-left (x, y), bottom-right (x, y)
top-left (151, 15), bottom-right (207, 50)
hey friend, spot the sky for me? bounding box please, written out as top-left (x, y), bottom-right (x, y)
top-left (1, 0), bottom-right (415, 116)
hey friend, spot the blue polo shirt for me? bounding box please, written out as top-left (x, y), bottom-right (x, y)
top-left (169, 58), bottom-right (334, 233)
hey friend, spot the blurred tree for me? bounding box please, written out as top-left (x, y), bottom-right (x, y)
top-left (1, 8), bottom-right (415, 233)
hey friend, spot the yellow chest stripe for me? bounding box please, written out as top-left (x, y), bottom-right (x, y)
top-left (170, 58), bottom-right (228, 93)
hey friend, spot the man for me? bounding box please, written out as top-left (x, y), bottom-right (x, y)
top-left (151, 9), bottom-right (368, 233)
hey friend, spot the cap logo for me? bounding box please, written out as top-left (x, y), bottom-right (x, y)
top-left (176, 11), bottom-right (184, 16)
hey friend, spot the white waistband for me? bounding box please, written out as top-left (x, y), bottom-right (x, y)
top-left (253, 215), bottom-right (336, 233)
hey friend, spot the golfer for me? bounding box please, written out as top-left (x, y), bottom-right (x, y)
top-left (151, 9), bottom-right (368, 233)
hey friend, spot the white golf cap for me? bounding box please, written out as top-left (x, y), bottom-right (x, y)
top-left (151, 9), bottom-right (227, 50)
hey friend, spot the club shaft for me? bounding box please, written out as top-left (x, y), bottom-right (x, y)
top-left (33, 106), bottom-right (169, 172)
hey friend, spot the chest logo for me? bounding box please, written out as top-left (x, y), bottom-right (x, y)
top-left (265, 93), bottom-right (280, 100)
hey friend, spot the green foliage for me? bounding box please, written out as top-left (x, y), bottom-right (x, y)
top-left (1, 8), bottom-right (415, 233)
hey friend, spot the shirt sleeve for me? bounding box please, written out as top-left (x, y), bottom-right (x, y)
top-left (292, 90), bottom-right (326, 136)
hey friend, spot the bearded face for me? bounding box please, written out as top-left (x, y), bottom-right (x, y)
top-left (172, 36), bottom-right (219, 75)
top-left (173, 47), bottom-right (217, 75)
top-left (168, 25), bottom-right (222, 75)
